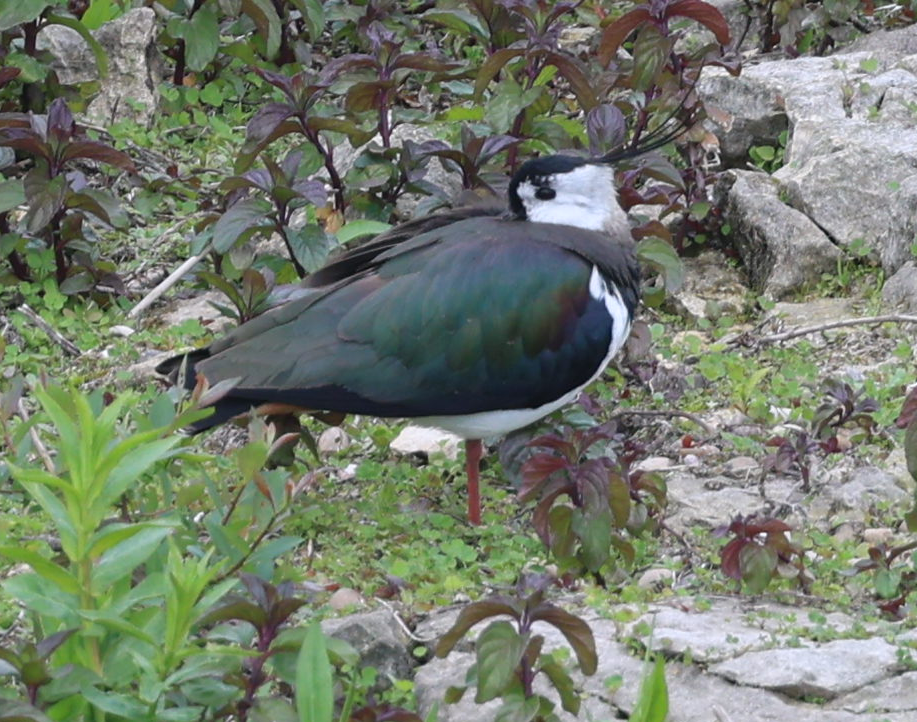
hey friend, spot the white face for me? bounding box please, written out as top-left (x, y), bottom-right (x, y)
top-left (514, 164), bottom-right (627, 233)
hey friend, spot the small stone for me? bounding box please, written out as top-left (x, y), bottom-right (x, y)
top-left (318, 427), bottom-right (351, 455)
top-left (831, 522), bottom-right (858, 543)
top-left (328, 587), bottom-right (364, 611)
top-left (863, 527), bottom-right (894, 546)
top-left (724, 456), bottom-right (760, 474)
top-left (109, 324), bottom-right (135, 337)
top-left (635, 456), bottom-right (674, 471)
top-left (682, 454), bottom-right (701, 467)
top-left (390, 425), bottom-right (462, 461)
top-left (637, 568), bottom-right (675, 590)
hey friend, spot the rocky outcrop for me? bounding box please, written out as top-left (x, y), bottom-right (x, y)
top-left (700, 25), bottom-right (917, 296)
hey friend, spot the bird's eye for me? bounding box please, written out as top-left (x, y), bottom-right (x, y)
top-left (535, 186), bottom-right (556, 200)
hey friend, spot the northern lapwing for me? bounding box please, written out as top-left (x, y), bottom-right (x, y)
top-left (158, 129), bottom-right (683, 525)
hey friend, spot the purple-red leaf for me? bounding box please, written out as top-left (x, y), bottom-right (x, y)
top-left (519, 454), bottom-right (567, 501)
top-left (598, 7), bottom-right (653, 67)
top-left (720, 537), bottom-right (745, 580)
top-left (529, 603), bottom-right (597, 675)
top-left (541, 51), bottom-right (598, 112)
top-left (473, 47), bottom-right (525, 101)
top-left (666, 0), bottom-right (731, 45)
top-left (46, 98), bottom-right (75, 144)
top-left (434, 599), bottom-right (522, 658)
top-left (61, 141), bottom-right (136, 173)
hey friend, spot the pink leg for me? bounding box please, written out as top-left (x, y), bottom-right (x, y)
top-left (465, 439), bottom-right (483, 525)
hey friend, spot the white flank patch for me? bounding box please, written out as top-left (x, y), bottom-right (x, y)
top-left (419, 266), bottom-right (631, 439)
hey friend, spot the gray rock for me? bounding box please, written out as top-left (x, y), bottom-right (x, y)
top-left (37, 8), bottom-right (161, 126)
top-left (625, 601), bottom-right (777, 664)
top-left (836, 23), bottom-right (917, 56)
top-left (390, 425), bottom-right (462, 461)
top-left (775, 123), bottom-right (917, 273)
top-left (665, 471), bottom-right (763, 533)
top-left (769, 298), bottom-right (859, 327)
top-left (667, 249), bottom-right (749, 321)
top-left (826, 466), bottom-right (909, 516)
top-left (317, 427), bottom-right (351, 455)
top-left (322, 608), bottom-right (414, 686)
top-left (716, 170), bottom-right (842, 298)
top-left (710, 638), bottom-right (900, 699)
top-left (883, 261), bottom-right (917, 313)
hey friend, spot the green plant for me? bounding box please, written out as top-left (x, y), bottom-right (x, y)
top-left (0, 98), bottom-right (136, 290)
top-left (435, 573), bottom-right (597, 720)
top-left (716, 515), bottom-right (807, 594)
top-left (748, 130), bottom-right (788, 172)
top-left (519, 426), bottom-right (667, 582)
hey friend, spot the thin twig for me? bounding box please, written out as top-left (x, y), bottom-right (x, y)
top-left (128, 252), bottom-right (206, 319)
top-left (610, 408), bottom-right (716, 435)
top-left (16, 304), bottom-right (80, 356)
top-left (17, 398), bottom-right (55, 474)
top-left (376, 598), bottom-right (441, 644)
top-left (733, 314), bottom-right (917, 346)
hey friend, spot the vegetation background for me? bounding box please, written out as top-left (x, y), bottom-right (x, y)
top-left (1, 0), bottom-right (917, 720)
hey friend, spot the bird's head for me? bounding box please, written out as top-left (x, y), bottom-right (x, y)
top-left (508, 156), bottom-right (622, 233)
top-left (506, 112), bottom-right (689, 236)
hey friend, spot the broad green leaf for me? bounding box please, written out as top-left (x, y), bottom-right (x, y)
top-left (92, 525), bottom-right (172, 589)
top-left (0, 0), bottom-right (52, 32)
top-left (905, 420), bottom-right (917, 484)
top-left (0, 178), bottom-right (25, 214)
top-left (739, 543), bottom-right (777, 594)
top-left (0, 546), bottom-right (79, 594)
top-left (212, 198), bottom-right (273, 253)
top-left (630, 656), bottom-right (668, 722)
top-left (241, 0), bottom-right (282, 60)
top-left (80, 0), bottom-right (118, 29)
top-left (184, 4), bottom-right (220, 72)
top-left (82, 686), bottom-right (151, 720)
top-left (251, 697), bottom-right (298, 722)
top-left (874, 568), bottom-right (902, 599)
top-left (284, 224), bottom-right (335, 273)
top-left (78, 609), bottom-right (157, 646)
top-left (540, 658), bottom-right (579, 714)
top-left (493, 694), bottom-right (541, 722)
top-left (295, 622), bottom-right (333, 722)
top-left (637, 236), bottom-right (684, 293)
top-left (23, 174), bottom-right (67, 233)
top-left (336, 220), bottom-right (392, 244)
top-left (100, 436), bottom-right (182, 508)
top-left (475, 621), bottom-right (526, 703)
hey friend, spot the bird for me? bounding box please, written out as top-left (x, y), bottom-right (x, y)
top-left (157, 129), bottom-right (682, 525)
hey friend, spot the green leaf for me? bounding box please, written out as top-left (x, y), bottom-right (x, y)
top-left (630, 656), bottom-right (668, 722)
top-left (241, 0), bottom-right (282, 60)
top-left (905, 420), bottom-right (917, 484)
top-left (92, 524), bottom-right (172, 589)
top-left (0, 546), bottom-right (79, 594)
top-left (284, 224), bottom-right (335, 273)
top-left (0, 0), bottom-right (52, 32)
top-left (540, 658), bottom-right (579, 713)
top-left (82, 686), bottom-right (151, 720)
top-left (184, 4), bottom-right (220, 72)
top-left (295, 622), bottom-right (333, 722)
top-left (212, 198), bottom-right (273, 253)
top-left (23, 174), bottom-right (67, 233)
top-left (80, 0), bottom-right (117, 30)
top-left (0, 178), bottom-right (25, 214)
top-left (78, 609), bottom-right (158, 646)
top-left (335, 220), bottom-right (392, 244)
top-left (493, 694), bottom-right (541, 722)
top-left (474, 48), bottom-right (525, 101)
top-left (874, 568), bottom-right (902, 599)
top-left (475, 621), bottom-right (526, 703)
top-left (739, 543), bottom-right (777, 594)
top-left (637, 236), bottom-right (684, 293)
top-left (101, 436), bottom-right (182, 508)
